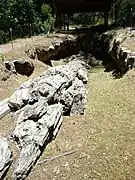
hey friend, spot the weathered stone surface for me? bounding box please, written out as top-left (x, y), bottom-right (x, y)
top-left (7, 56), bottom-right (87, 114)
top-left (70, 78), bottom-right (87, 114)
top-left (98, 31), bottom-right (135, 74)
top-left (0, 137), bottom-right (12, 179)
top-left (16, 100), bottom-right (48, 124)
top-left (12, 143), bottom-right (41, 180)
top-left (57, 77), bottom-right (87, 115)
top-left (2, 55), bottom-right (87, 180)
top-left (77, 68), bottom-right (88, 83)
top-left (12, 104), bottom-right (63, 180)
top-left (4, 60), bottom-right (34, 76)
top-left (27, 59), bottom-right (87, 110)
top-left (0, 98), bottom-right (11, 119)
top-left (8, 88), bottom-right (29, 110)
top-left (13, 103), bottom-right (63, 147)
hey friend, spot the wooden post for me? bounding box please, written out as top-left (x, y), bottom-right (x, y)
top-left (67, 14), bottom-right (69, 31)
top-left (10, 28), bottom-right (13, 50)
top-left (56, 10), bottom-right (60, 31)
top-left (130, 8), bottom-right (133, 33)
top-left (104, 10), bottom-right (108, 28)
top-left (60, 13), bottom-right (64, 30)
top-left (64, 14), bottom-right (66, 31)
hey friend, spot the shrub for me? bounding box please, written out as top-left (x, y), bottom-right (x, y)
top-left (41, 4), bottom-right (55, 33)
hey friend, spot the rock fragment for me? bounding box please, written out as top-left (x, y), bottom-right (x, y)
top-left (0, 137), bottom-right (12, 179)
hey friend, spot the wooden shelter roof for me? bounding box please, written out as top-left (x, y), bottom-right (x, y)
top-left (56, 0), bottom-right (113, 13)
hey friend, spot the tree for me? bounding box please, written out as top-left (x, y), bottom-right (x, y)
top-left (0, 0), bottom-right (56, 44)
top-left (111, 0), bottom-right (135, 25)
top-left (41, 4), bottom-right (55, 33)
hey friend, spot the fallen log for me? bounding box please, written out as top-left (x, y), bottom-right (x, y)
top-left (0, 54), bottom-right (88, 180)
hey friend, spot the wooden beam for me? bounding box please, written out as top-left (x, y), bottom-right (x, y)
top-left (104, 10), bottom-right (108, 27)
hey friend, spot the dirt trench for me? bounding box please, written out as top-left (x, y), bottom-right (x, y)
top-left (25, 26), bottom-right (126, 79)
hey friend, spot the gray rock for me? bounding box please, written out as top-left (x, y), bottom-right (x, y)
top-left (16, 100), bottom-right (48, 124)
top-left (13, 104), bottom-right (63, 147)
top-left (70, 78), bottom-right (87, 115)
top-left (0, 98), bottom-right (11, 119)
top-left (8, 88), bottom-right (29, 110)
top-left (12, 104), bottom-right (63, 179)
top-left (78, 68), bottom-right (88, 84)
top-left (12, 143), bottom-right (41, 180)
top-left (0, 137), bottom-right (12, 179)
top-left (58, 77), bottom-right (87, 115)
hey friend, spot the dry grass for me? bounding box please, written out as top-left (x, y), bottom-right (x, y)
top-left (0, 33), bottom-right (75, 60)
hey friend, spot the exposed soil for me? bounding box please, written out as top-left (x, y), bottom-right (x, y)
top-left (0, 33), bottom-right (75, 61)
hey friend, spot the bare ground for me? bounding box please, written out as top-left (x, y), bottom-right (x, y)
top-left (0, 33), bottom-right (75, 60)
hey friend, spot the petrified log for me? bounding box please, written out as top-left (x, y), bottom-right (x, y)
top-left (12, 104), bottom-right (63, 180)
top-left (8, 58), bottom-right (87, 114)
top-left (0, 137), bottom-right (12, 179)
top-left (0, 55), bottom-right (88, 180)
top-left (0, 98), bottom-right (11, 119)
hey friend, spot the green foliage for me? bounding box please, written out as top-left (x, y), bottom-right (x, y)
top-left (71, 12), bottom-right (99, 26)
top-left (41, 4), bottom-right (55, 33)
top-left (41, 4), bottom-right (52, 17)
top-left (0, 30), bottom-right (9, 44)
top-left (1, 0), bottom-right (135, 44)
top-left (0, 0), bottom-right (55, 44)
top-left (0, 53), bottom-right (5, 61)
top-left (111, 0), bottom-right (135, 25)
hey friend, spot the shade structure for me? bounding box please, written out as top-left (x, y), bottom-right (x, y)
top-left (55, 0), bottom-right (114, 30)
top-left (56, 0), bottom-right (113, 13)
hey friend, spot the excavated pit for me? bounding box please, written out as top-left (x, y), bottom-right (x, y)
top-left (26, 26), bottom-right (134, 78)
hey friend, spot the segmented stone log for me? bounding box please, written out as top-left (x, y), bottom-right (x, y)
top-left (0, 55), bottom-right (87, 180)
